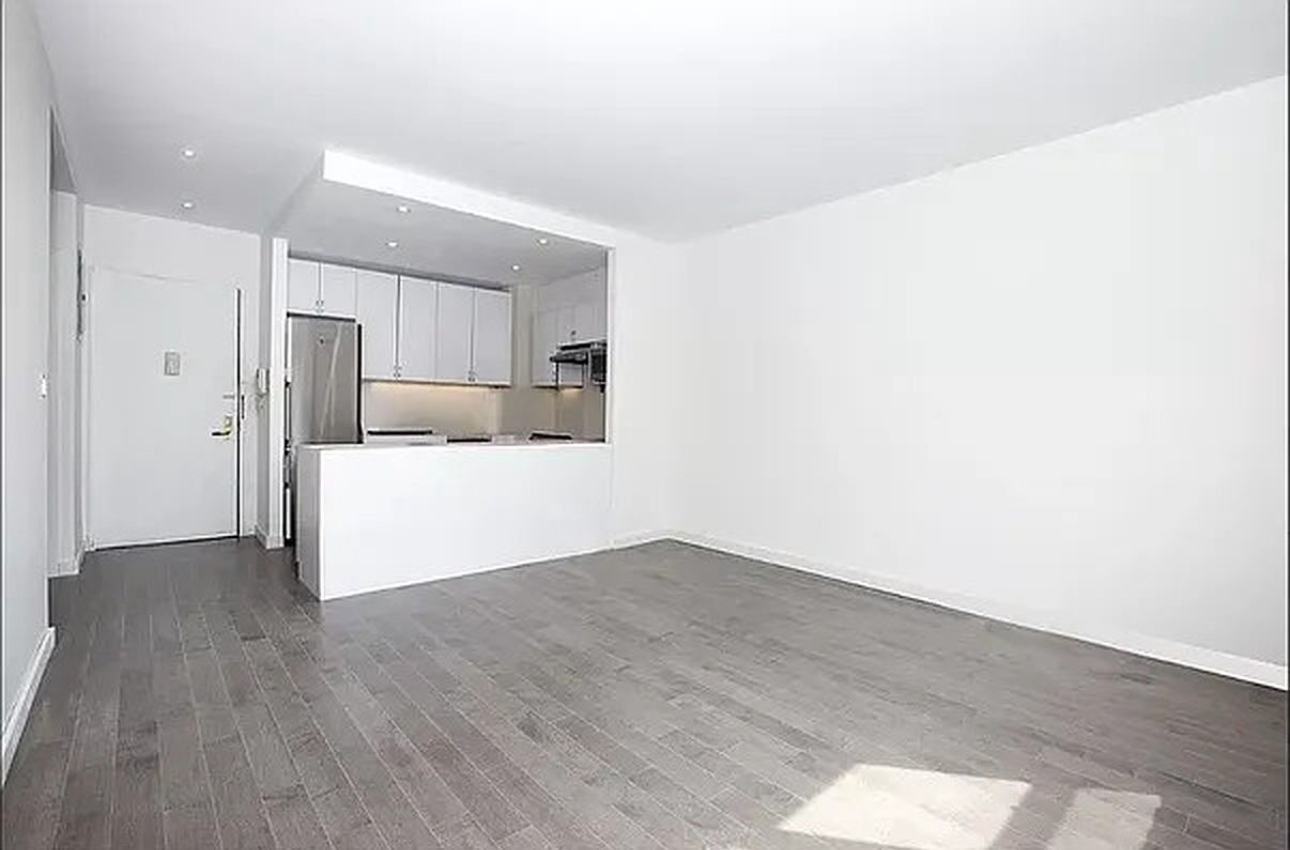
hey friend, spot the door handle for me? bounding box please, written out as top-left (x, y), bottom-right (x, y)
top-left (211, 414), bottom-right (235, 438)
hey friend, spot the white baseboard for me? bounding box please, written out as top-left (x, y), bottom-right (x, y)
top-left (49, 546), bottom-right (83, 578)
top-left (611, 530), bottom-right (675, 549)
top-left (2, 627), bottom-right (56, 784)
top-left (254, 525), bottom-right (284, 550)
top-left (662, 532), bottom-right (1288, 691)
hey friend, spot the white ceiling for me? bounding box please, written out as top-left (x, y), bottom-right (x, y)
top-left (281, 177), bottom-right (607, 286)
top-left (35, 0), bottom-right (1286, 240)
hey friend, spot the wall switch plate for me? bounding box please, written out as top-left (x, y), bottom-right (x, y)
top-left (164, 350), bottom-right (181, 376)
top-left (38, 373), bottom-right (48, 398)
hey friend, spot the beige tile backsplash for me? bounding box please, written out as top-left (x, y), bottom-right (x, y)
top-left (555, 387), bottom-right (605, 441)
top-left (363, 382), bottom-right (500, 435)
top-left (363, 380), bottom-right (605, 440)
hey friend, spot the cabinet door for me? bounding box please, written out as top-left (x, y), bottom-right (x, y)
top-left (531, 309), bottom-right (558, 386)
top-left (471, 289), bottom-right (512, 385)
top-left (397, 277), bottom-right (437, 380)
top-left (556, 306), bottom-right (577, 346)
top-left (574, 301), bottom-right (604, 342)
top-left (355, 270), bottom-right (398, 379)
top-left (319, 263), bottom-right (357, 318)
top-left (547, 307), bottom-right (584, 387)
top-left (435, 283), bottom-right (474, 383)
top-left (590, 292), bottom-right (608, 341)
top-left (287, 259), bottom-right (320, 313)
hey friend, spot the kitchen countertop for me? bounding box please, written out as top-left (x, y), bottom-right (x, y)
top-left (298, 435), bottom-right (605, 451)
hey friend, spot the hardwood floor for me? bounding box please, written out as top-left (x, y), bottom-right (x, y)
top-left (2, 538), bottom-right (1285, 850)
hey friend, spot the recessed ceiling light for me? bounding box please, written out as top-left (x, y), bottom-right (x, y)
top-left (511, 264), bottom-right (522, 272)
top-left (181, 148), bottom-right (197, 159)
top-left (536, 237), bottom-right (549, 246)
top-left (386, 240), bottom-right (399, 249)
top-left (180, 200), bottom-right (195, 210)
top-left (396, 204), bottom-right (412, 214)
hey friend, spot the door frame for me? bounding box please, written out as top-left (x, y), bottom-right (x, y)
top-left (81, 265), bottom-right (245, 550)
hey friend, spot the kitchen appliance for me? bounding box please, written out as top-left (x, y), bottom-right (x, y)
top-left (550, 340), bottom-right (607, 387)
top-left (284, 315), bottom-right (360, 542)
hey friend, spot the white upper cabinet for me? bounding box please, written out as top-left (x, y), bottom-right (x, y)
top-left (535, 267), bottom-right (607, 350)
top-left (531, 309), bottom-right (559, 387)
top-left (435, 283), bottom-right (475, 383)
top-left (288, 259), bottom-right (357, 317)
top-left (355, 270), bottom-right (398, 380)
top-left (534, 307), bottom-right (584, 387)
top-left (287, 259), bottom-right (320, 314)
top-left (318, 264), bottom-right (357, 318)
top-left (574, 301), bottom-right (604, 343)
top-left (397, 276), bottom-right (437, 381)
top-left (292, 259), bottom-right (515, 386)
top-left (555, 306), bottom-right (577, 346)
top-left (572, 300), bottom-right (601, 343)
top-left (471, 288), bottom-right (512, 385)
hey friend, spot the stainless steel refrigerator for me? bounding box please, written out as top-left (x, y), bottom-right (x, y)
top-left (285, 314), bottom-right (360, 542)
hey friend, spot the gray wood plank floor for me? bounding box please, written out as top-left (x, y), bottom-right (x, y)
top-left (2, 538), bottom-right (1284, 850)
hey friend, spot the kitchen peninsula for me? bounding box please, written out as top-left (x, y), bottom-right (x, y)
top-left (294, 439), bottom-right (611, 600)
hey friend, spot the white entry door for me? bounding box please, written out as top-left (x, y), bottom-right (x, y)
top-left (88, 268), bottom-right (239, 547)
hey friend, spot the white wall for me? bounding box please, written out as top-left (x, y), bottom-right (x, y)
top-left (606, 239), bottom-right (688, 540)
top-left (256, 235), bottom-right (287, 548)
top-left (675, 77), bottom-right (1288, 681)
top-left (2, 0), bottom-right (55, 775)
top-left (81, 205), bottom-right (262, 536)
top-left (48, 190), bottom-right (80, 575)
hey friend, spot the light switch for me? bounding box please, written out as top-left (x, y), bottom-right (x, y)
top-left (164, 350), bottom-right (181, 376)
top-left (38, 374), bottom-right (48, 398)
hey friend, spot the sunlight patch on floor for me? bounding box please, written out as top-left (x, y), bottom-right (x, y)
top-left (778, 764), bottom-right (1031, 850)
top-left (777, 764), bottom-right (1164, 850)
top-left (1048, 788), bottom-right (1162, 849)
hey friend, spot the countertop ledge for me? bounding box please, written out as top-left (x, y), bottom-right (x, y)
top-left (298, 439), bottom-right (607, 451)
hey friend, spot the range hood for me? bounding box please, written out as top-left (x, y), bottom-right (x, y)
top-left (550, 340), bottom-right (606, 387)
